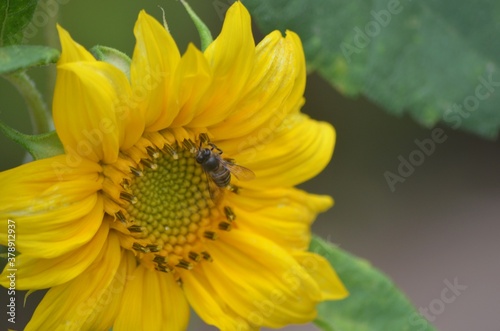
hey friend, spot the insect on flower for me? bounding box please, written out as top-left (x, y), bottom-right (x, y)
top-left (195, 133), bottom-right (255, 201)
top-left (1, 3), bottom-right (347, 330)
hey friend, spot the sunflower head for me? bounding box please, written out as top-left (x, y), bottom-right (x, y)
top-left (0, 2), bottom-right (347, 330)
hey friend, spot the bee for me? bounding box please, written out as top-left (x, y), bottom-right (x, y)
top-left (195, 134), bottom-right (255, 201)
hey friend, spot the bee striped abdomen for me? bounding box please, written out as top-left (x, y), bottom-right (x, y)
top-left (211, 165), bottom-right (231, 187)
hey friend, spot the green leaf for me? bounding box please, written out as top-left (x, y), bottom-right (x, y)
top-left (180, 0), bottom-right (213, 51)
top-left (245, 0), bottom-right (500, 138)
top-left (0, 121), bottom-right (64, 160)
top-left (309, 236), bottom-right (436, 331)
top-left (0, 45), bottom-right (59, 74)
top-left (0, 0), bottom-right (39, 46)
top-left (91, 45), bottom-right (131, 80)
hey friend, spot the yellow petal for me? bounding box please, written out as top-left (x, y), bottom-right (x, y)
top-left (151, 43), bottom-right (212, 129)
top-left (182, 269), bottom-right (252, 331)
top-left (56, 25), bottom-right (95, 64)
top-left (1, 222), bottom-right (108, 290)
top-left (25, 232), bottom-right (131, 331)
top-left (0, 155), bottom-right (103, 258)
top-left (189, 1), bottom-right (255, 127)
top-left (114, 264), bottom-right (189, 331)
top-left (87, 251), bottom-right (136, 331)
top-left (56, 25), bottom-right (144, 152)
top-left (191, 229), bottom-right (323, 329)
top-left (54, 61), bottom-right (132, 163)
top-left (281, 31), bottom-right (307, 121)
top-left (293, 251), bottom-right (349, 300)
top-left (225, 114), bottom-right (335, 188)
top-left (170, 43), bottom-right (212, 128)
top-left (209, 30), bottom-right (305, 140)
top-left (227, 187), bottom-right (333, 250)
top-left (131, 10), bottom-right (180, 130)
top-left (230, 186), bottom-right (333, 212)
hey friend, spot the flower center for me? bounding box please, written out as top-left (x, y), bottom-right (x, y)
top-left (126, 149), bottom-right (216, 262)
top-left (126, 150), bottom-right (211, 248)
top-left (102, 131), bottom-right (236, 278)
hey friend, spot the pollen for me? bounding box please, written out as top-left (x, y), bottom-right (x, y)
top-left (102, 133), bottom-right (237, 281)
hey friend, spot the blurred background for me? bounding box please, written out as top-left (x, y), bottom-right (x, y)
top-left (1, 1), bottom-right (499, 330)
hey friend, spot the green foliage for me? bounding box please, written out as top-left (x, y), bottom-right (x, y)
top-left (0, 0), bottom-right (39, 46)
top-left (310, 236), bottom-right (436, 331)
top-left (180, 0), bottom-right (214, 51)
top-left (245, 0), bottom-right (500, 138)
top-left (0, 121), bottom-right (64, 160)
top-left (0, 45), bottom-right (59, 74)
top-left (91, 45), bottom-right (131, 80)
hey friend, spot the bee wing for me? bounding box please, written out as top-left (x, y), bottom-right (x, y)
top-left (202, 169), bottom-right (224, 203)
top-left (222, 159), bottom-right (256, 181)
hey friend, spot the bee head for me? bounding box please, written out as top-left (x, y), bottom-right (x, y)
top-left (195, 148), bottom-right (211, 164)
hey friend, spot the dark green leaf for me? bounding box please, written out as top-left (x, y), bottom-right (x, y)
top-left (310, 236), bottom-right (436, 331)
top-left (0, 0), bottom-right (39, 46)
top-left (0, 45), bottom-right (59, 74)
top-left (245, 0), bottom-right (500, 138)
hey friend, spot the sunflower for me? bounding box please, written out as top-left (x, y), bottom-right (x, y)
top-left (0, 2), bottom-right (347, 330)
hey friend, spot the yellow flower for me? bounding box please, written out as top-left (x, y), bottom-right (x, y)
top-left (0, 2), bottom-right (347, 330)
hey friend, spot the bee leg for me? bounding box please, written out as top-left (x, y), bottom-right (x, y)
top-left (208, 142), bottom-right (223, 155)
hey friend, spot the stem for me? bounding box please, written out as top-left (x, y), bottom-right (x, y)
top-left (45, 4), bottom-right (59, 97)
top-left (4, 71), bottom-right (52, 134)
